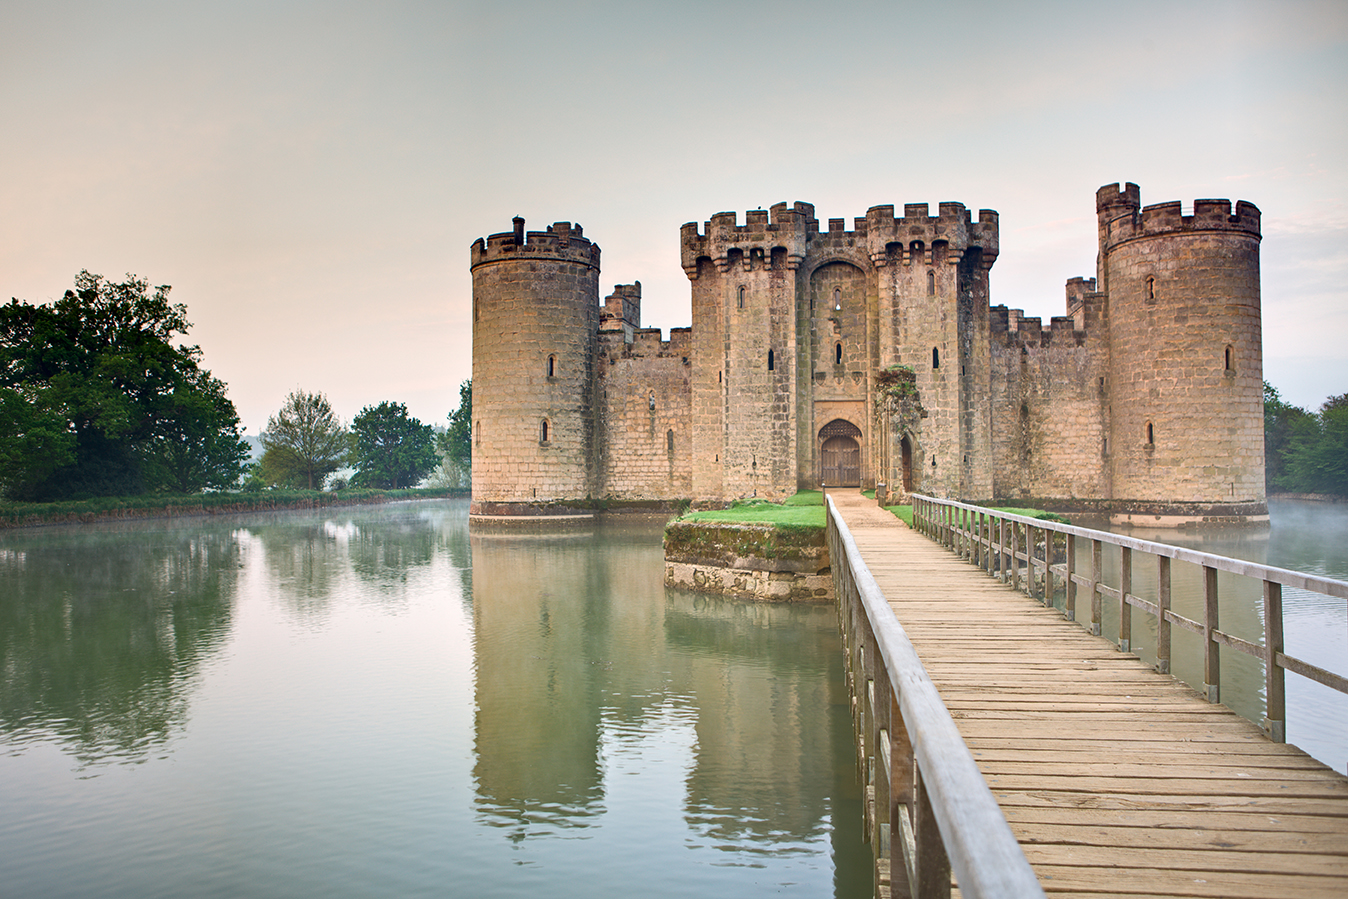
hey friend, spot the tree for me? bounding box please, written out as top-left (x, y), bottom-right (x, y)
top-left (0, 271), bottom-right (248, 500)
top-left (260, 390), bottom-right (349, 490)
top-left (1263, 382), bottom-right (1311, 493)
top-left (350, 401), bottom-right (437, 489)
top-left (428, 379), bottom-right (472, 488)
top-left (1282, 393), bottom-right (1348, 497)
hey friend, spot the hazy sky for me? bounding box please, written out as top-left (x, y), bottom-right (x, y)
top-left (3, 0), bottom-right (1346, 434)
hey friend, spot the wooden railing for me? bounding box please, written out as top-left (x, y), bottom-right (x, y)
top-left (911, 494), bottom-right (1348, 743)
top-left (825, 496), bottom-right (1044, 899)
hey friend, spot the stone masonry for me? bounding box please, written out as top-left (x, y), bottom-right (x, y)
top-left (470, 183), bottom-right (1267, 526)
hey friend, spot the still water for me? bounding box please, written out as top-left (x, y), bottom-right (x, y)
top-left (0, 501), bottom-right (871, 899)
top-left (1077, 498), bottom-right (1348, 772)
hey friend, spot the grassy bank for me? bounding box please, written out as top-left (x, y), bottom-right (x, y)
top-left (676, 491), bottom-right (825, 530)
top-left (0, 487), bottom-right (470, 530)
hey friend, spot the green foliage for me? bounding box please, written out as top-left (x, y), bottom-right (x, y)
top-left (1264, 382), bottom-right (1313, 492)
top-left (440, 379), bottom-right (472, 466)
top-left (429, 380), bottom-right (472, 489)
top-left (350, 401), bottom-right (438, 489)
top-left (1281, 392), bottom-right (1348, 497)
top-left (259, 390), bottom-right (349, 490)
top-left (0, 271), bottom-right (248, 500)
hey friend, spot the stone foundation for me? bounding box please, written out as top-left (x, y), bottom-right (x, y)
top-left (662, 520), bottom-right (831, 602)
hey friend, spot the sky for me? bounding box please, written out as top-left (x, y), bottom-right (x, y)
top-left (2, 0), bottom-right (1346, 435)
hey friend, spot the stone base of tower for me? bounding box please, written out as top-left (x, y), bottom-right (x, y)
top-left (1108, 500), bottom-right (1270, 529)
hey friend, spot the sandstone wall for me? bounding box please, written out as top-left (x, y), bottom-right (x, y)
top-left (470, 221), bottom-right (599, 511)
top-left (596, 328), bottom-right (693, 499)
top-left (1098, 185), bottom-right (1265, 511)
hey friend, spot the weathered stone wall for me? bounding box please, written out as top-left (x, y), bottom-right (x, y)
top-left (990, 306), bottom-right (1109, 502)
top-left (1098, 184), bottom-right (1265, 513)
top-left (596, 327), bottom-right (693, 499)
top-left (470, 183), bottom-right (1265, 525)
top-left (470, 220), bottom-right (599, 512)
top-left (662, 520), bottom-right (831, 601)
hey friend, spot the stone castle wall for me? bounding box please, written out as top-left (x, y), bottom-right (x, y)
top-left (1098, 185), bottom-right (1265, 515)
top-left (469, 183), bottom-right (1267, 525)
top-left (470, 221), bottom-right (599, 512)
top-left (596, 327), bottom-right (694, 499)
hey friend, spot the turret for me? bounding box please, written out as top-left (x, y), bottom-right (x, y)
top-left (1098, 183), bottom-right (1266, 523)
top-left (470, 219), bottom-right (601, 515)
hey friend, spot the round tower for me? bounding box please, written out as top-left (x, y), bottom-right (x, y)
top-left (470, 218), bottom-right (600, 516)
top-left (1098, 183), bottom-right (1266, 525)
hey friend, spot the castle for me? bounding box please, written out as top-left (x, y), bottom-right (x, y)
top-left (470, 183), bottom-right (1267, 526)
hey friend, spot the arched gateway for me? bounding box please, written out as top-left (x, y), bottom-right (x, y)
top-left (819, 419), bottom-right (862, 487)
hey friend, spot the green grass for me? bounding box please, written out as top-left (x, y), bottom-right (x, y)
top-left (677, 492), bottom-right (824, 529)
top-left (884, 505), bottom-right (914, 527)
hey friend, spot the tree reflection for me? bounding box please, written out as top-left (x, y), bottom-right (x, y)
top-left (0, 524), bottom-right (239, 765)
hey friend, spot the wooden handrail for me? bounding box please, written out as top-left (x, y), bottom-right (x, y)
top-left (910, 494), bottom-right (1348, 743)
top-left (826, 496), bottom-right (1045, 899)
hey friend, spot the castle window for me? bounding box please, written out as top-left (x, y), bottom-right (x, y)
top-left (648, 392), bottom-right (656, 410)
top-left (767, 349), bottom-right (775, 371)
top-left (927, 270), bottom-right (935, 295)
top-left (1146, 276), bottom-right (1155, 301)
top-left (1224, 345), bottom-right (1234, 373)
top-left (718, 370), bottom-right (722, 384)
top-left (932, 347), bottom-right (940, 369)
top-left (1146, 422), bottom-right (1154, 446)
top-left (833, 288), bottom-right (841, 311)
top-left (835, 343), bottom-right (843, 365)
top-left (540, 419), bottom-right (550, 444)
top-left (547, 354), bottom-right (556, 378)
top-left (667, 429), bottom-right (674, 453)
top-left (738, 286), bottom-right (745, 309)
top-left (475, 420), bottom-right (481, 447)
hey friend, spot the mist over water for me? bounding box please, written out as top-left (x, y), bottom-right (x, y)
top-left (0, 501), bottom-right (870, 899)
top-left (1086, 498), bottom-right (1348, 772)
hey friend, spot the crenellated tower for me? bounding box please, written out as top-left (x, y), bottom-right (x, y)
top-left (470, 217), bottom-right (600, 514)
top-left (681, 204), bottom-right (815, 500)
top-left (1097, 183), bottom-right (1266, 522)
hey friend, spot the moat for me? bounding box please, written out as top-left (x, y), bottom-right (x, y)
top-left (1, 498), bottom-right (1344, 897)
top-left (0, 499), bottom-right (870, 898)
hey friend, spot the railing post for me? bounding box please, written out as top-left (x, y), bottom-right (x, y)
top-left (1264, 580), bottom-right (1286, 742)
top-left (1011, 521), bottom-right (1021, 594)
top-left (1119, 546), bottom-right (1133, 653)
top-left (1156, 555), bottom-right (1171, 674)
top-left (1090, 539), bottom-right (1103, 636)
top-left (1044, 530), bottom-right (1055, 608)
top-left (912, 765), bottom-right (952, 899)
top-left (1065, 533), bottom-right (1077, 621)
top-left (1203, 565), bottom-right (1220, 703)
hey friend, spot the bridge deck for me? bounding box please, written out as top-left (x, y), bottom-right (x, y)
top-left (828, 491), bottom-right (1348, 899)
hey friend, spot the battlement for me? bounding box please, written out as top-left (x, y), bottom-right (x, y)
top-left (471, 217), bottom-right (601, 270)
top-left (1097, 183), bottom-right (1260, 250)
top-left (990, 305), bottom-right (1085, 346)
top-left (865, 202), bottom-right (999, 268)
top-left (601, 282), bottom-right (641, 333)
top-left (681, 199), bottom-right (1000, 276)
top-left (680, 202), bottom-right (817, 276)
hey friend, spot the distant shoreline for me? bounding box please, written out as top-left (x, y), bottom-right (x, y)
top-left (0, 488), bottom-right (471, 531)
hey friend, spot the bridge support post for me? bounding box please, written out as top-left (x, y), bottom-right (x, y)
top-left (1119, 547), bottom-right (1133, 654)
top-left (1203, 565), bottom-right (1221, 703)
top-left (1156, 556), bottom-right (1171, 674)
top-left (1263, 580), bottom-right (1285, 742)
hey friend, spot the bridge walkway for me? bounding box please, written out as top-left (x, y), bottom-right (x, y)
top-left (827, 491), bottom-right (1348, 899)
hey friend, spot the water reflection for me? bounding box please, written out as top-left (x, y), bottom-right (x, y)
top-left (0, 524), bottom-right (239, 765)
top-left (469, 520), bottom-right (868, 881)
top-left (0, 503), bottom-right (868, 898)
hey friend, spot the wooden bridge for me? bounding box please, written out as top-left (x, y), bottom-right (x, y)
top-left (825, 490), bottom-right (1348, 899)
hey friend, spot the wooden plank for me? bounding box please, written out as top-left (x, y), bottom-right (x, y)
top-left (826, 492), bottom-right (1348, 899)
